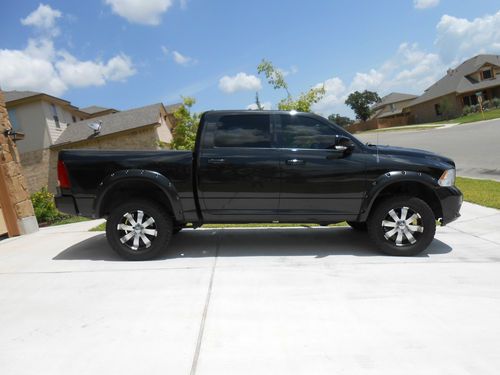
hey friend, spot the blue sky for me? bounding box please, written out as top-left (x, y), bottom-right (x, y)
top-left (1, 0), bottom-right (500, 117)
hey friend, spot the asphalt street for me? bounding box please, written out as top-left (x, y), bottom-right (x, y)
top-left (356, 118), bottom-right (500, 181)
top-left (1, 202), bottom-right (499, 375)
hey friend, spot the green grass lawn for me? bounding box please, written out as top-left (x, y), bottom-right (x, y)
top-left (47, 215), bottom-right (90, 226)
top-left (434, 108), bottom-right (500, 125)
top-left (456, 177), bottom-right (500, 209)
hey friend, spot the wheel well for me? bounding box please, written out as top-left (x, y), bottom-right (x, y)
top-left (99, 180), bottom-right (174, 219)
top-left (370, 181), bottom-right (442, 220)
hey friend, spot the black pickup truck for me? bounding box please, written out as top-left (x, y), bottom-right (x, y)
top-left (56, 110), bottom-right (462, 260)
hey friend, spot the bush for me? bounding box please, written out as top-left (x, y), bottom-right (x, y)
top-left (30, 187), bottom-right (64, 224)
top-left (462, 105), bottom-right (472, 116)
top-left (471, 104), bottom-right (480, 113)
top-left (493, 97), bottom-right (500, 109)
top-left (482, 100), bottom-right (491, 110)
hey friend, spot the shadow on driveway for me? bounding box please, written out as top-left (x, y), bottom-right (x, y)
top-left (53, 227), bottom-right (452, 262)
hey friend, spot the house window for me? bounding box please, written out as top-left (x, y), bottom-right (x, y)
top-left (434, 103), bottom-right (442, 116)
top-left (50, 103), bottom-right (60, 128)
top-left (72, 115), bottom-right (76, 123)
top-left (7, 109), bottom-right (21, 130)
top-left (481, 69), bottom-right (493, 80)
top-left (390, 103), bottom-right (396, 112)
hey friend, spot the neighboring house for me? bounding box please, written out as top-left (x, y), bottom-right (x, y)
top-left (407, 54), bottom-right (500, 123)
top-left (370, 92), bottom-right (418, 121)
top-left (5, 91), bottom-right (91, 194)
top-left (4, 90), bottom-right (178, 194)
top-left (47, 103), bottom-right (175, 193)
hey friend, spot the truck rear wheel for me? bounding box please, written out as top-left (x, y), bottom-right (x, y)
top-left (106, 199), bottom-right (173, 261)
top-left (368, 196), bottom-right (436, 256)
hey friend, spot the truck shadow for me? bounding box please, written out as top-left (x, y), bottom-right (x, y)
top-left (53, 227), bottom-right (452, 261)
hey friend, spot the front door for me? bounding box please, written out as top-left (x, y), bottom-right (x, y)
top-left (197, 112), bottom-right (280, 221)
top-left (276, 113), bottom-right (367, 222)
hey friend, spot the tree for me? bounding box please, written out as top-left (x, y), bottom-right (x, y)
top-left (254, 92), bottom-right (264, 110)
top-left (344, 90), bottom-right (381, 122)
top-left (170, 97), bottom-right (200, 150)
top-left (257, 59), bottom-right (325, 112)
top-left (328, 113), bottom-right (354, 128)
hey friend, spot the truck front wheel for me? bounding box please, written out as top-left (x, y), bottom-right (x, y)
top-left (368, 196), bottom-right (436, 256)
top-left (106, 199), bottom-right (173, 260)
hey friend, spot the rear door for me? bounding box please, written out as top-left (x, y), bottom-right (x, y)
top-left (276, 113), bottom-right (367, 222)
top-left (197, 112), bottom-right (280, 221)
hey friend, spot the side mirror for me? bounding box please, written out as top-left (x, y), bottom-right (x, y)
top-left (333, 135), bottom-right (355, 153)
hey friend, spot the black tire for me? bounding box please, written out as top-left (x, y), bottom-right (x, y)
top-left (368, 196), bottom-right (436, 256)
top-left (106, 199), bottom-right (173, 261)
top-left (347, 221), bottom-right (367, 231)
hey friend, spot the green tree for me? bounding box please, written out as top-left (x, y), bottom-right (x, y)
top-left (344, 90), bottom-right (381, 121)
top-left (257, 59), bottom-right (325, 112)
top-left (328, 113), bottom-right (354, 128)
top-left (170, 97), bottom-right (200, 150)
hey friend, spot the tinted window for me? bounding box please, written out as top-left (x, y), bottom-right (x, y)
top-left (214, 114), bottom-right (271, 148)
top-left (279, 115), bottom-right (339, 149)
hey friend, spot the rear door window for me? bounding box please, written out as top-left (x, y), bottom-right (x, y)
top-left (214, 114), bottom-right (271, 148)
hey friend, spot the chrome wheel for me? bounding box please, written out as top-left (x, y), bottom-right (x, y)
top-left (117, 210), bottom-right (158, 251)
top-left (381, 206), bottom-right (424, 247)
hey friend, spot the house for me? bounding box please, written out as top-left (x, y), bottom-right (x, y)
top-left (407, 54), bottom-right (500, 123)
top-left (4, 90), bottom-right (178, 194)
top-left (370, 92), bottom-right (418, 121)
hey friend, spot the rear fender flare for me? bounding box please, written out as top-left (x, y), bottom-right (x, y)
top-left (94, 169), bottom-right (184, 221)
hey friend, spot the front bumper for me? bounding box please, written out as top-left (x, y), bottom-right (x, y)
top-left (436, 185), bottom-right (463, 225)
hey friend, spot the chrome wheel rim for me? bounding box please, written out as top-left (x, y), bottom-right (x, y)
top-left (117, 210), bottom-right (158, 251)
top-left (381, 206), bottom-right (424, 247)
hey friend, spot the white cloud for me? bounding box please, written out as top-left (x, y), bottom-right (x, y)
top-left (105, 0), bottom-right (174, 25)
top-left (312, 77), bottom-right (347, 114)
top-left (219, 73), bottom-right (262, 93)
top-left (160, 45), bottom-right (169, 55)
top-left (0, 5), bottom-right (136, 96)
top-left (21, 3), bottom-right (62, 36)
top-left (172, 50), bottom-right (196, 66)
top-left (413, 0), bottom-right (439, 9)
top-left (435, 11), bottom-right (500, 64)
top-left (247, 101), bottom-right (272, 110)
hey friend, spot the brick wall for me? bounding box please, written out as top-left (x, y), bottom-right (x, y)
top-left (345, 114), bottom-right (414, 134)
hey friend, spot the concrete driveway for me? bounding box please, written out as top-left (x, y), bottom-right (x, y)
top-left (356, 118), bottom-right (500, 181)
top-left (1, 202), bottom-right (500, 375)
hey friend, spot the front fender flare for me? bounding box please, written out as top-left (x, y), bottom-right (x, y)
top-left (358, 171), bottom-right (440, 222)
top-left (94, 169), bottom-right (184, 221)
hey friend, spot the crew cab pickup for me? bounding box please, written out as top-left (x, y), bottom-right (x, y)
top-left (56, 110), bottom-right (462, 260)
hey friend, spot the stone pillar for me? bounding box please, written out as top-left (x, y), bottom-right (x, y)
top-left (0, 89), bottom-right (39, 236)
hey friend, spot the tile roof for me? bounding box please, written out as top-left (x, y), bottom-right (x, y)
top-left (372, 92), bottom-right (418, 110)
top-left (80, 105), bottom-right (116, 114)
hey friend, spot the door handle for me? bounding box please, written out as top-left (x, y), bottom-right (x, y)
top-left (286, 158), bottom-right (305, 165)
top-left (208, 158), bottom-right (226, 164)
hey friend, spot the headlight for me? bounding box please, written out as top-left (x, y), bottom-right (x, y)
top-left (438, 169), bottom-right (456, 187)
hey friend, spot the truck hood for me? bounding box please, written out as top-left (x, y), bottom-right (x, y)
top-left (374, 145), bottom-right (455, 168)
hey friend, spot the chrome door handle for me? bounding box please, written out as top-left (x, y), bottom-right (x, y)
top-left (286, 158), bottom-right (305, 165)
top-left (208, 158), bottom-right (226, 164)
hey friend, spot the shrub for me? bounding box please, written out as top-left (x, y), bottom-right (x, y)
top-left (471, 104), bottom-right (480, 113)
top-left (30, 187), bottom-right (64, 224)
top-left (462, 105), bottom-right (472, 116)
top-left (493, 97), bottom-right (500, 109)
top-left (482, 100), bottom-right (490, 110)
